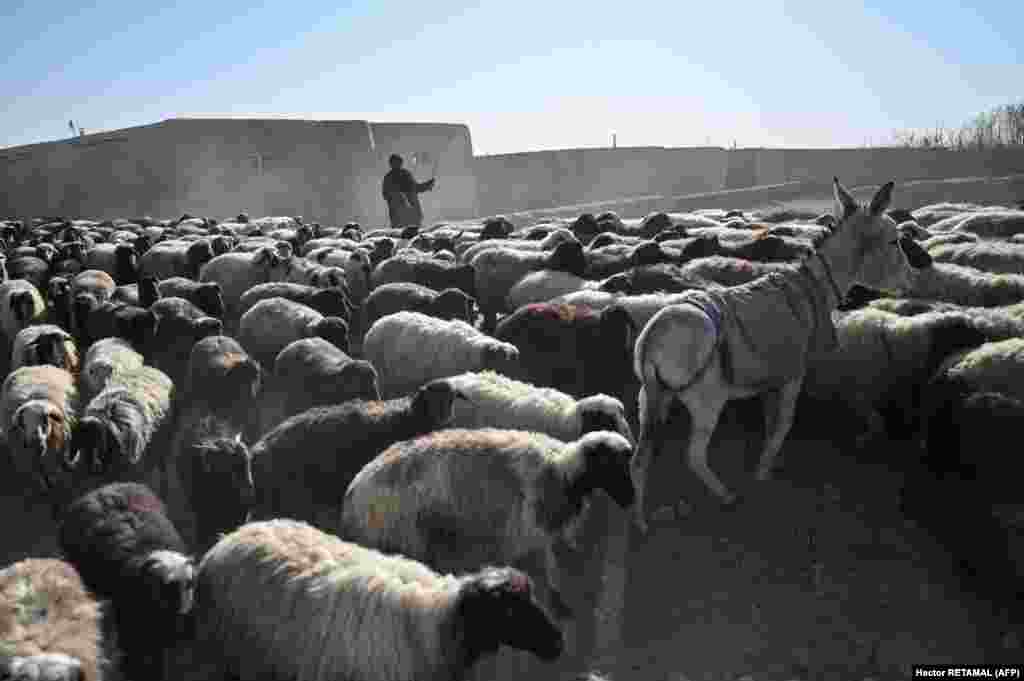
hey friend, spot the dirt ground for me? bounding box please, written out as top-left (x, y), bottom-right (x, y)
top-left (3, 394), bottom-right (1017, 681)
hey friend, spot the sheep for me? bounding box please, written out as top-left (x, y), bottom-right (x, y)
top-left (678, 255), bottom-right (791, 288)
top-left (79, 337), bottom-right (144, 399)
top-left (182, 335), bottom-right (262, 416)
top-left (0, 366), bottom-right (79, 508)
top-left (171, 410), bottom-right (254, 553)
top-left (801, 309), bottom-right (987, 447)
top-left (340, 428), bottom-right (635, 619)
top-left (927, 240), bottom-right (1024, 276)
top-left (237, 297), bottom-right (349, 370)
top-left (57, 482), bottom-right (195, 681)
top-left (950, 210), bottom-right (1024, 238)
top-left (110, 275), bottom-right (160, 308)
top-left (593, 262), bottom-right (719, 296)
top-left (69, 270), bottom-right (116, 341)
top-left (925, 337), bottom-right (1024, 403)
top-left (360, 283), bottom-right (476, 337)
top-left (46, 277), bottom-right (73, 331)
top-left (470, 241), bottom-right (587, 328)
top-left (154, 277), bottom-right (224, 318)
top-left (370, 252), bottom-right (477, 301)
top-left (865, 297), bottom-right (964, 317)
top-left (198, 247), bottom-right (292, 322)
top-left (0, 558), bottom-right (112, 681)
top-left (138, 238), bottom-right (215, 280)
top-left (905, 263), bottom-right (1024, 307)
top-left (362, 311), bottom-right (519, 399)
top-left (459, 227), bottom-right (577, 262)
top-left (10, 325), bottom-right (79, 375)
top-left (301, 247), bottom-right (373, 301)
top-left (260, 337), bottom-right (380, 432)
top-left (190, 518), bottom-right (563, 681)
top-left (444, 370), bottom-right (635, 446)
top-left (249, 379), bottom-right (463, 532)
top-left (146, 297), bottom-right (223, 388)
top-left (83, 242), bottom-right (138, 285)
top-left (0, 279), bottom-right (47, 343)
top-left (5, 255), bottom-right (51, 292)
top-left (83, 300), bottom-right (158, 350)
top-left (479, 214), bottom-right (516, 239)
top-left (583, 241), bottom-right (675, 279)
top-left (504, 270), bottom-right (612, 310)
top-left (920, 230), bottom-right (978, 250)
top-left (237, 281), bottom-right (353, 325)
top-left (65, 365), bottom-right (175, 500)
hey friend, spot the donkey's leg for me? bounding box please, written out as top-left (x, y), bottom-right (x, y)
top-left (756, 375), bottom-right (804, 481)
top-left (678, 387), bottom-right (731, 504)
top-left (629, 380), bottom-right (672, 534)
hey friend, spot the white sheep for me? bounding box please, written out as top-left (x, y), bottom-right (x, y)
top-left (444, 371), bottom-right (635, 445)
top-left (950, 210), bottom-right (1024, 238)
top-left (138, 238), bottom-right (215, 280)
top-left (458, 227), bottom-right (578, 261)
top-left (920, 231), bottom-right (978, 250)
top-left (198, 246), bottom-right (292, 322)
top-left (10, 325), bottom-right (79, 375)
top-left (237, 297), bottom-right (350, 370)
top-left (930, 337), bottom-right (1024, 402)
top-left (65, 365), bottom-right (175, 498)
top-left (927, 240), bottom-right (1024, 276)
top-left (905, 263), bottom-right (1024, 307)
top-left (0, 558), bottom-right (111, 681)
top-left (505, 270), bottom-right (609, 311)
top-left (340, 428), bottom-right (636, 619)
top-left (80, 337), bottom-right (145, 400)
top-left (191, 518), bottom-right (564, 681)
top-left (0, 279), bottom-right (47, 343)
top-left (0, 365), bottom-right (79, 506)
top-left (362, 311), bottom-right (519, 399)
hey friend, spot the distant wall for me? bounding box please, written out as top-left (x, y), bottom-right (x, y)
top-left (473, 146), bottom-right (727, 216)
top-left (0, 119), bottom-right (476, 226)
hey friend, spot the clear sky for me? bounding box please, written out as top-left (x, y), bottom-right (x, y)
top-left (2, 0), bottom-right (1021, 154)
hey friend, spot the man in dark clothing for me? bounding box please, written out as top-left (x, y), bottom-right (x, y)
top-left (382, 153), bottom-right (435, 229)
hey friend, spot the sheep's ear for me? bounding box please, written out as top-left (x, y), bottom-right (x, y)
top-left (832, 176), bottom-right (859, 223)
top-left (868, 181), bottom-right (895, 217)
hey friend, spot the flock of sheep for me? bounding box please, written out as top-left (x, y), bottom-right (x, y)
top-left (1, 177), bottom-right (1024, 680)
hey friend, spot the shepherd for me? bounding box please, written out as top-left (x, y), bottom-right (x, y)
top-left (382, 153), bottom-right (435, 229)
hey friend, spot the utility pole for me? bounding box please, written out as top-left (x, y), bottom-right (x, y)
top-left (612, 132), bottom-right (617, 149)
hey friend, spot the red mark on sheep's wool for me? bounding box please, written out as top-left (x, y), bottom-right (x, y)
top-left (522, 303), bottom-right (596, 323)
top-left (126, 493), bottom-right (164, 516)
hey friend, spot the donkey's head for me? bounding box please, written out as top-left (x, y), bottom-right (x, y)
top-left (822, 177), bottom-right (932, 296)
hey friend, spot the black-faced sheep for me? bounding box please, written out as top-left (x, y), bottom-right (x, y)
top-left (68, 270), bottom-right (116, 340)
top-left (138, 238), bottom-right (215, 281)
top-left (362, 311), bottom-right (519, 399)
top-left (470, 240), bottom-right (587, 328)
top-left (171, 410), bottom-right (254, 553)
top-left (340, 428), bottom-right (635, 618)
top-left (57, 482), bottom-right (194, 681)
top-left (360, 282), bottom-right (476, 337)
top-left (0, 366), bottom-right (79, 509)
top-left (237, 297), bottom-right (350, 370)
top-left (260, 337), bottom-right (380, 432)
top-left (494, 303), bottom-right (638, 410)
top-left (154, 277), bottom-right (224, 318)
top-left (83, 300), bottom-right (158, 351)
top-left (146, 297), bottom-right (223, 389)
top-left (582, 241), bottom-right (675, 279)
top-left (79, 337), bottom-right (144, 400)
top-left (249, 379), bottom-right (463, 533)
top-left (111, 275), bottom-right (161, 308)
top-left (65, 365), bottom-right (175, 499)
top-left (0, 558), bottom-right (113, 681)
top-left (191, 518), bottom-right (563, 681)
top-left (5, 256), bottom-right (51, 292)
top-left (181, 335), bottom-right (262, 419)
top-left (237, 281), bottom-right (353, 325)
top-left (444, 371), bottom-right (635, 446)
top-left (10, 325), bottom-right (79, 375)
top-left (83, 242), bottom-right (139, 285)
top-left (370, 252), bottom-right (477, 301)
top-left (0, 280), bottom-right (47, 345)
top-left (46, 278), bottom-right (73, 331)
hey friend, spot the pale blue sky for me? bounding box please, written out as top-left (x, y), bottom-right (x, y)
top-left (2, 0), bottom-right (1021, 154)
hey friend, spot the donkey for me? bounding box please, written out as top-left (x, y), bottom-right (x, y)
top-left (629, 177), bottom-right (934, 533)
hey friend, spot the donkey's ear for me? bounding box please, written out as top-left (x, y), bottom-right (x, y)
top-left (868, 181), bottom-right (895, 217)
top-left (833, 176), bottom-right (859, 222)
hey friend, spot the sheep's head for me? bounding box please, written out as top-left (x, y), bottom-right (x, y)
top-left (369, 238), bottom-right (394, 266)
top-left (631, 241), bottom-right (669, 267)
top-left (640, 212), bottom-right (672, 237)
top-left (653, 226), bottom-right (687, 243)
top-left (10, 290), bottom-right (40, 328)
top-left (481, 342), bottom-right (519, 374)
top-left (138, 276), bottom-right (161, 308)
top-left (224, 356), bottom-right (263, 400)
top-left (139, 550), bottom-right (196, 617)
top-left (210, 234), bottom-right (233, 256)
top-left (599, 273), bottom-right (633, 293)
top-left (573, 430), bottom-right (635, 510)
top-left (185, 239), bottom-right (215, 278)
top-left (186, 281), bottom-right (222, 318)
top-left (311, 317), bottom-right (349, 355)
top-left (12, 401), bottom-right (68, 493)
top-left (546, 241), bottom-right (586, 278)
top-left (340, 361), bottom-right (381, 401)
top-left (312, 266), bottom-right (348, 292)
top-left (431, 288), bottom-right (476, 324)
top-left (194, 433), bottom-right (255, 512)
top-left (3, 653), bottom-right (85, 681)
top-left (599, 304), bottom-right (637, 358)
top-left (309, 288), bottom-right (353, 322)
top-left (65, 415), bottom-right (124, 476)
top-left (114, 243), bottom-right (139, 284)
top-left (588, 232), bottom-right (618, 250)
top-left (274, 241), bottom-right (294, 261)
top-left (116, 308), bottom-right (158, 350)
top-left (412, 379), bottom-right (464, 429)
top-left (481, 216), bottom-right (514, 240)
top-left (25, 331), bottom-right (78, 374)
top-left (191, 317), bottom-right (223, 343)
top-left (570, 213), bottom-right (600, 239)
top-left (575, 395), bottom-right (635, 447)
top-left (456, 566), bottom-right (564, 661)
